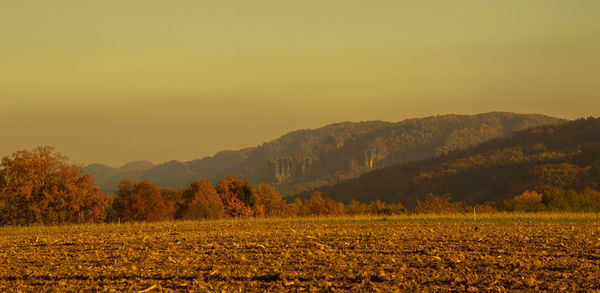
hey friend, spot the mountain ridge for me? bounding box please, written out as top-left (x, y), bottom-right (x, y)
top-left (83, 112), bottom-right (565, 194)
top-left (311, 117), bottom-right (600, 207)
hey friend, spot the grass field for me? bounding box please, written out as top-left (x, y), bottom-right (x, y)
top-left (2, 213), bottom-right (600, 291)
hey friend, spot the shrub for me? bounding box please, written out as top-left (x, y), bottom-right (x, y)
top-left (503, 190), bottom-right (545, 212)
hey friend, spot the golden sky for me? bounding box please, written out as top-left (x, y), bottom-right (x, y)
top-left (1, 1), bottom-right (599, 166)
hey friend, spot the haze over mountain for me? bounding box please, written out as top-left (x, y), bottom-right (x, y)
top-left (314, 117), bottom-right (600, 207)
top-left (84, 112), bottom-right (563, 195)
top-left (3, 1), bottom-right (599, 167)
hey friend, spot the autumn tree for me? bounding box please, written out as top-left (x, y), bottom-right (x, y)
top-left (253, 182), bottom-right (288, 217)
top-left (503, 190), bottom-right (545, 212)
top-left (215, 175), bottom-right (254, 218)
top-left (178, 179), bottom-right (225, 220)
top-left (345, 199), bottom-right (369, 215)
top-left (471, 203), bottom-right (497, 214)
top-left (583, 187), bottom-right (600, 202)
top-left (161, 188), bottom-right (184, 216)
top-left (368, 200), bottom-right (405, 215)
top-left (0, 146), bottom-right (111, 225)
top-left (539, 186), bottom-right (600, 212)
top-left (289, 197), bottom-right (309, 217)
top-left (305, 191), bottom-right (344, 216)
top-left (113, 179), bottom-right (175, 222)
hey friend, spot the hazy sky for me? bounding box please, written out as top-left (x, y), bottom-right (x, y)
top-left (1, 1), bottom-right (599, 167)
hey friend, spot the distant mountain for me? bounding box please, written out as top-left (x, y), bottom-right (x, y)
top-left (117, 161), bottom-right (155, 173)
top-left (84, 112), bottom-right (564, 194)
top-left (83, 164), bottom-right (118, 183)
top-left (313, 117), bottom-right (600, 207)
top-left (83, 161), bottom-right (155, 193)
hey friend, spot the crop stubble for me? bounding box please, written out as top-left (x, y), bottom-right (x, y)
top-left (1, 221), bottom-right (599, 291)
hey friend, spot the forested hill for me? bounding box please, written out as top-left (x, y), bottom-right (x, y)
top-left (312, 117), bottom-right (600, 207)
top-left (84, 112), bottom-right (563, 194)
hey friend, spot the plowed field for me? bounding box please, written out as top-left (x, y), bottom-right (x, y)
top-left (1, 220), bottom-right (600, 292)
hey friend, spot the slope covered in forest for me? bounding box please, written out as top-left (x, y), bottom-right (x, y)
top-left (84, 112), bottom-right (563, 194)
top-left (313, 117), bottom-right (600, 207)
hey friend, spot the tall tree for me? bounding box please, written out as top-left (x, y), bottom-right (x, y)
top-left (253, 182), bottom-right (288, 217)
top-left (113, 179), bottom-right (174, 222)
top-left (179, 179), bottom-right (225, 220)
top-left (305, 191), bottom-right (344, 216)
top-left (0, 146), bottom-right (110, 225)
top-left (215, 175), bottom-right (254, 218)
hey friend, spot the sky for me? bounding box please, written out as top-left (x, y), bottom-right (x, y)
top-left (1, 1), bottom-right (599, 167)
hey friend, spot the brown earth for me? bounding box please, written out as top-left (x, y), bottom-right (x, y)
top-left (1, 220), bottom-right (599, 292)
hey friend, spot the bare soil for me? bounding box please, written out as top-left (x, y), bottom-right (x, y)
top-left (1, 221), bottom-right (599, 292)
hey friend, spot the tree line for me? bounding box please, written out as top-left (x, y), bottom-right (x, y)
top-left (2, 146), bottom-right (600, 225)
top-left (0, 147), bottom-right (407, 225)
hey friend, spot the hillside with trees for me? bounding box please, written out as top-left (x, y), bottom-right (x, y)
top-left (84, 112), bottom-right (563, 195)
top-left (4, 130), bottom-right (600, 226)
top-left (313, 117), bottom-right (600, 209)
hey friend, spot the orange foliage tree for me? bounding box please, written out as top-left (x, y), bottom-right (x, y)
top-left (344, 199), bottom-right (369, 215)
top-left (161, 188), bottom-right (184, 210)
top-left (289, 198), bottom-right (309, 217)
top-left (253, 182), bottom-right (288, 217)
top-left (178, 179), bottom-right (225, 220)
top-left (367, 200), bottom-right (405, 215)
top-left (503, 190), bottom-right (545, 212)
top-left (113, 179), bottom-right (175, 222)
top-left (215, 175), bottom-right (254, 218)
top-left (0, 146), bottom-right (111, 225)
top-left (304, 191), bottom-right (344, 216)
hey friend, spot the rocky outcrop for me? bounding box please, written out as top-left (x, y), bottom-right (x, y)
top-left (268, 156), bottom-right (314, 183)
